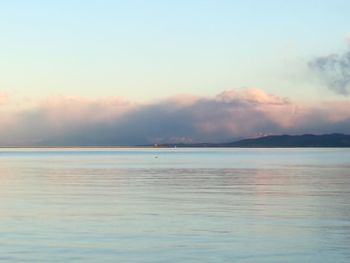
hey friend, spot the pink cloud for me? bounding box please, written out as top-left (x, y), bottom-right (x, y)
top-left (216, 88), bottom-right (290, 105)
top-left (0, 92), bottom-right (9, 105)
top-left (0, 88), bottom-right (349, 146)
top-left (166, 94), bottom-right (201, 108)
top-left (39, 95), bottom-right (132, 129)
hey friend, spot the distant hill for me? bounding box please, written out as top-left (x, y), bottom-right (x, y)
top-left (226, 134), bottom-right (350, 147)
top-left (158, 134), bottom-right (350, 148)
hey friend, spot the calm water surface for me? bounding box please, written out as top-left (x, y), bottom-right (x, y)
top-left (0, 148), bottom-right (349, 262)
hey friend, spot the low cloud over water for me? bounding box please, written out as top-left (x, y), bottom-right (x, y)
top-left (0, 89), bottom-right (350, 146)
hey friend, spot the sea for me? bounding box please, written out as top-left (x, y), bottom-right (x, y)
top-left (0, 148), bottom-right (349, 262)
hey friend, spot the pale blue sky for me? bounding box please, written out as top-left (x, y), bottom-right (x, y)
top-left (0, 0), bottom-right (349, 103)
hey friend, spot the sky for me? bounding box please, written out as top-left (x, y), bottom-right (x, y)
top-left (0, 0), bottom-right (350, 146)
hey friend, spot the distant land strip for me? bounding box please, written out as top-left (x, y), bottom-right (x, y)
top-left (154, 134), bottom-right (350, 148)
top-left (1, 134), bottom-right (350, 148)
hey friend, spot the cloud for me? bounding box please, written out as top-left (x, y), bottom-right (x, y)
top-left (0, 92), bottom-right (9, 105)
top-left (309, 49), bottom-right (350, 95)
top-left (0, 96), bottom-right (133, 146)
top-left (346, 33), bottom-right (350, 45)
top-left (0, 89), bottom-right (349, 146)
top-left (39, 95), bottom-right (131, 128)
top-left (216, 88), bottom-right (290, 105)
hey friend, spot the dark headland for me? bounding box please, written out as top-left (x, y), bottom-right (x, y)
top-left (156, 134), bottom-right (350, 148)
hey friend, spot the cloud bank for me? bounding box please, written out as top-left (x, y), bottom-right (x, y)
top-left (0, 89), bottom-right (350, 146)
top-left (309, 49), bottom-right (350, 95)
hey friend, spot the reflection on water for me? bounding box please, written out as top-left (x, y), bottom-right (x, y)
top-left (0, 148), bottom-right (349, 262)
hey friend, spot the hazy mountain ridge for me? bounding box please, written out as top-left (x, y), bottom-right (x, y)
top-left (158, 134), bottom-right (350, 148)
